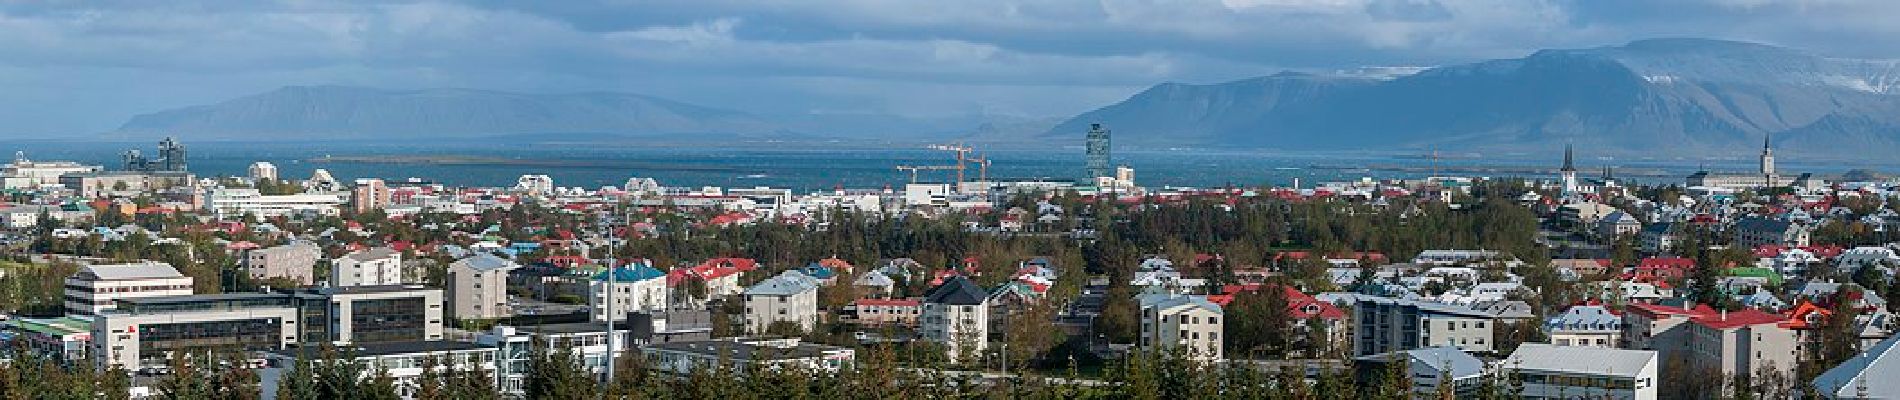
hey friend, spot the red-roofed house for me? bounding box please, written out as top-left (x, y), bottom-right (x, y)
top-left (668, 257), bottom-right (760, 304)
top-left (1626, 258), bottom-right (1695, 283)
top-left (1207, 284), bottom-right (1348, 347)
top-left (850, 298), bottom-right (922, 327)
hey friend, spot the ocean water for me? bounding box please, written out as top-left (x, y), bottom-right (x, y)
top-left (1, 140), bottom-right (1882, 192)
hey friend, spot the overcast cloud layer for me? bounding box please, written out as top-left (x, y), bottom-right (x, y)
top-left (3, 0), bottom-right (1900, 137)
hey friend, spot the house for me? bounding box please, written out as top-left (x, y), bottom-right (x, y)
top-left (1352, 346), bottom-right (1485, 398)
top-left (1733, 217), bottom-right (1810, 248)
top-left (1546, 304), bottom-right (1622, 347)
top-left (921, 276), bottom-right (990, 360)
top-left (742, 270), bottom-right (821, 334)
top-left (667, 258), bottom-right (758, 306)
top-left (1598, 211), bottom-right (1642, 238)
top-left (849, 298), bottom-right (921, 327)
top-left (1137, 294), bottom-right (1224, 361)
top-left (852, 270), bottom-right (896, 297)
top-left (1552, 259), bottom-right (1613, 277)
top-left (243, 241), bottom-right (320, 286)
top-left (589, 262), bottom-right (669, 322)
top-left (1809, 334), bottom-right (1900, 399)
top-left (1505, 344), bottom-right (1659, 400)
top-left (448, 253), bottom-right (521, 320)
top-left (1639, 222), bottom-right (1680, 253)
top-left (64, 262), bottom-right (193, 315)
top-left (333, 247), bottom-right (404, 287)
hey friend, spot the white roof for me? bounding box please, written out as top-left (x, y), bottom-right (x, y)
top-left (1506, 344), bottom-right (1656, 378)
top-left (1813, 334), bottom-right (1900, 398)
top-left (77, 262), bottom-right (183, 281)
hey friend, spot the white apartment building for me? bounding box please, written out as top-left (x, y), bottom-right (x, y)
top-left (1138, 294), bottom-right (1224, 361)
top-left (589, 264), bottom-right (669, 322)
top-left (922, 276), bottom-right (990, 360)
top-left (333, 247), bottom-right (405, 287)
top-left (1506, 344), bottom-right (1659, 400)
top-left (742, 270), bottom-right (821, 334)
top-left (203, 187), bottom-right (347, 219)
top-left (63, 262), bottom-right (194, 315)
top-left (1547, 304), bottom-right (1623, 347)
top-left (1, 154), bottom-right (101, 189)
top-left (448, 253), bottom-right (520, 320)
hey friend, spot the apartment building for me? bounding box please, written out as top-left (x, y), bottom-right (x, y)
top-left (244, 241), bottom-right (320, 286)
top-left (849, 298), bottom-right (921, 327)
top-left (448, 253), bottom-right (520, 320)
top-left (202, 187), bottom-right (347, 219)
top-left (742, 270), bottom-right (821, 334)
top-left (1138, 294), bottom-right (1224, 361)
top-left (1505, 344), bottom-right (1659, 400)
top-left (1547, 304), bottom-right (1623, 347)
top-left (64, 262), bottom-right (194, 315)
top-left (921, 276), bottom-right (990, 360)
top-left (1685, 309), bottom-right (1799, 385)
top-left (590, 263), bottom-right (669, 322)
top-left (334, 247), bottom-right (404, 287)
top-left (1353, 296), bottom-right (1501, 357)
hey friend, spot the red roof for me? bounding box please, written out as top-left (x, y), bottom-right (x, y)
top-left (668, 257), bottom-right (759, 286)
top-left (1208, 284), bottom-right (1344, 320)
top-left (1625, 303), bottom-right (1716, 319)
top-left (1690, 309), bottom-right (1788, 330)
top-left (854, 298), bottom-right (921, 307)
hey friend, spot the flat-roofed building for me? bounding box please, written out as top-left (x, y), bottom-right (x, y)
top-left (64, 262), bottom-right (194, 315)
top-left (244, 241), bottom-right (320, 286)
top-left (643, 337), bottom-right (854, 375)
top-left (333, 247), bottom-right (404, 287)
top-left (203, 187), bottom-right (347, 219)
top-left (1353, 296), bottom-right (1501, 357)
top-left (260, 341), bottom-right (499, 398)
top-left (91, 293), bottom-right (302, 372)
top-left (3, 316), bottom-right (94, 365)
top-left (295, 285), bottom-right (445, 345)
top-left (1505, 344), bottom-right (1659, 400)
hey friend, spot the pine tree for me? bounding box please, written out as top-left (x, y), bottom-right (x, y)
top-left (523, 342), bottom-right (597, 400)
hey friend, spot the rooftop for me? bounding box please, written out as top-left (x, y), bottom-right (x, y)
top-left (1506, 344), bottom-right (1656, 378)
top-left (924, 276), bottom-right (988, 305)
top-left (74, 262), bottom-right (182, 281)
top-left (645, 338), bottom-right (849, 361)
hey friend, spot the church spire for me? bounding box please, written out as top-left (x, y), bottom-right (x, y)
top-left (1561, 144), bottom-right (1576, 172)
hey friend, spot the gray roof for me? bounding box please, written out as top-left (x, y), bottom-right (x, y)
top-left (1358, 346), bottom-right (1484, 378)
top-left (1138, 294), bottom-right (1223, 315)
top-left (924, 276), bottom-right (988, 305)
top-left (343, 247), bottom-right (400, 262)
top-left (1356, 296), bottom-right (1496, 318)
top-left (1546, 305), bottom-right (1622, 332)
top-left (252, 241), bottom-right (319, 257)
top-left (76, 262), bottom-right (182, 281)
top-left (743, 270), bottom-right (819, 296)
top-left (853, 270), bottom-right (894, 287)
top-left (453, 252), bottom-right (520, 273)
top-left (1506, 344), bottom-right (1657, 378)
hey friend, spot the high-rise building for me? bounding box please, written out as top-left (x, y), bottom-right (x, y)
top-left (1085, 123), bottom-right (1111, 179)
top-left (247, 161), bottom-right (278, 181)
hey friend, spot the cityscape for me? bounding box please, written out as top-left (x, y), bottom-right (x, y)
top-left (3, 2), bottom-right (1900, 400)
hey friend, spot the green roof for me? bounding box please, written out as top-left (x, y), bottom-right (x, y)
top-left (7, 317), bottom-right (91, 337)
top-left (1724, 267), bottom-right (1784, 286)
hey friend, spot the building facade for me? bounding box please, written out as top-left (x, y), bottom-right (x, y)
top-left (590, 263), bottom-right (669, 322)
top-left (63, 262), bottom-right (194, 315)
top-left (921, 276), bottom-right (990, 360)
top-left (742, 270), bottom-right (821, 334)
top-left (1138, 294), bottom-right (1224, 361)
top-left (1353, 296), bottom-right (1500, 357)
top-left (333, 247), bottom-right (405, 287)
top-left (244, 242), bottom-right (320, 286)
top-left (448, 253), bottom-right (520, 320)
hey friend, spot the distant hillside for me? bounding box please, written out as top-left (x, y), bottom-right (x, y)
top-left (113, 86), bottom-right (778, 140)
top-left (1049, 38), bottom-right (1900, 156)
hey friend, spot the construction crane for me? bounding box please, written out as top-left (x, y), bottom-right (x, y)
top-left (895, 165), bottom-right (960, 184)
top-left (927, 143), bottom-right (974, 184)
top-left (966, 154), bottom-right (992, 182)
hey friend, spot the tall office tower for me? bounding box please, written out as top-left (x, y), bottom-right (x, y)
top-left (1085, 123), bottom-right (1111, 179)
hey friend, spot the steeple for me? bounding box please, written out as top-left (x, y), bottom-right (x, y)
top-left (1561, 144), bottom-right (1576, 172)
top-left (1760, 133), bottom-right (1776, 176)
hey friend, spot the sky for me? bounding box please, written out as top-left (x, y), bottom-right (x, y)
top-left (4, 0), bottom-right (1900, 137)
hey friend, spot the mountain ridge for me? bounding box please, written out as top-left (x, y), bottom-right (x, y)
top-left (1046, 38), bottom-right (1900, 156)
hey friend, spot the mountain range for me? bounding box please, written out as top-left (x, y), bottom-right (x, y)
top-left (113, 38), bottom-right (1900, 155)
top-left (1047, 38), bottom-right (1900, 156)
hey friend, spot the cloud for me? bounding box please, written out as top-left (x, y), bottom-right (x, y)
top-left (1, 0), bottom-right (1899, 136)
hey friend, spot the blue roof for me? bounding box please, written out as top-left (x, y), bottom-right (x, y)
top-left (799, 262), bottom-right (836, 279)
top-left (594, 264), bottom-right (666, 282)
